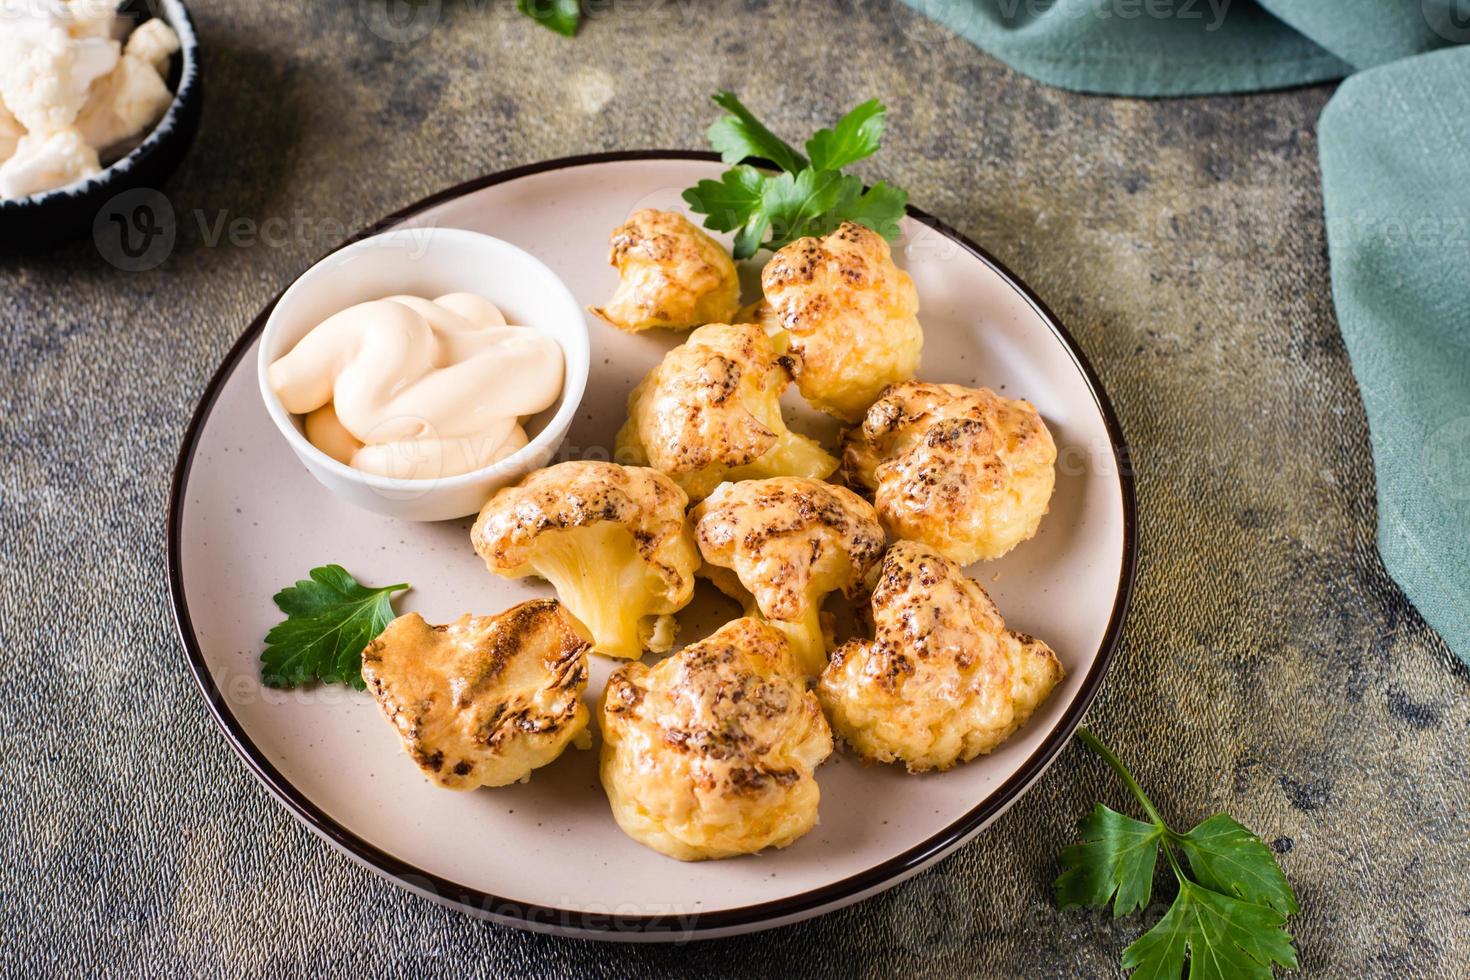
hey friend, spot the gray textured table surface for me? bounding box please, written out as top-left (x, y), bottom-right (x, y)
top-left (3, 1), bottom-right (1468, 976)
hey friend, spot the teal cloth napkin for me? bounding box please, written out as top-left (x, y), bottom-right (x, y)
top-left (902, 0), bottom-right (1470, 662)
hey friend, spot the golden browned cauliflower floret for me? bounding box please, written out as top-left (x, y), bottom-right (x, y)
top-left (818, 541), bottom-right (1064, 773)
top-left (591, 209), bottom-right (741, 332)
top-left (362, 600), bottom-right (591, 789)
top-left (470, 461), bottom-right (700, 660)
top-left (615, 322), bottom-right (837, 502)
top-left (691, 477), bottom-right (885, 675)
top-left (842, 381), bottom-right (1056, 564)
top-left (760, 221), bottom-right (923, 421)
top-left (599, 617), bottom-right (833, 861)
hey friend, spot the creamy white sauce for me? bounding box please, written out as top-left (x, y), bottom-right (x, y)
top-left (268, 292), bottom-right (564, 481)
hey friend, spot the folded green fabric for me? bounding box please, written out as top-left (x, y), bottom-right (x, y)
top-left (903, 0), bottom-right (1468, 663)
top-left (900, 0), bottom-right (1452, 95)
top-left (1319, 47), bottom-right (1470, 663)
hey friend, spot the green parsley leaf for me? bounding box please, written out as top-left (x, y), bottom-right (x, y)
top-left (828, 179), bottom-right (909, 242)
top-left (707, 91), bottom-right (807, 173)
top-left (1122, 880), bottom-right (1298, 980)
top-left (685, 92), bottom-right (909, 257)
top-left (732, 212), bottom-right (771, 262)
top-left (682, 165), bottom-right (768, 233)
top-left (1178, 814), bottom-right (1300, 917)
top-left (806, 98), bottom-right (886, 172)
top-left (1056, 803), bottom-right (1163, 916)
top-left (1057, 728), bottom-right (1300, 979)
top-left (761, 169), bottom-right (860, 250)
top-left (517, 0), bottom-right (582, 37)
top-left (260, 565), bottom-right (409, 690)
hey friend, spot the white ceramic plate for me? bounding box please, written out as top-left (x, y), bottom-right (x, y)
top-left (168, 152), bottom-right (1136, 941)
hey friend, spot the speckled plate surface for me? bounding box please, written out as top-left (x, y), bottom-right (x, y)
top-left (167, 152), bottom-right (1136, 941)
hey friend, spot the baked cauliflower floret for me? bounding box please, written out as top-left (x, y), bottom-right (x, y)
top-left (471, 461), bottom-right (699, 660)
top-left (760, 221), bottom-right (922, 421)
top-left (361, 600), bottom-right (591, 789)
top-left (591, 209), bottom-right (741, 332)
top-left (842, 381), bottom-right (1056, 564)
top-left (818, 541), bottom-right (1064, 773)
top-left (615, 321), bottom-right (837, 502)
top-left (691, 477), bottom-right (885, 675)
top-left (599, 617), bottom-right (833, 861)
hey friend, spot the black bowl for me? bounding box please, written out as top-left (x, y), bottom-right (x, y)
top-left (0, 0), bottom-right (202, 251)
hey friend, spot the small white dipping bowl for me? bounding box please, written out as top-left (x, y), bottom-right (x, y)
top-left (257, 228), bottom-right (590, 522)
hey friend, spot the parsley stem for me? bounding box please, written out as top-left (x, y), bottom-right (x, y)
top-left (1074, 726), bottom-right (1169, 830)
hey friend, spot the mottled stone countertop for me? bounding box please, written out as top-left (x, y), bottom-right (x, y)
top-left (3, 1), bottom-right (1466, 976)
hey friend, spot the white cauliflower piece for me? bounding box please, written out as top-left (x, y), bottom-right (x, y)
top-left (74, 19), bottom-right (179, 155)
top-left (0, 104), bottom-right (23, 164)
top-left (0, 129), bottom-right (100, 200)
top-left (0, 27), bottom-right (117, 135)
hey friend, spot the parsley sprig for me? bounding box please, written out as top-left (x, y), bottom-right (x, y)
top-left (1058, 728), bottom-right (1299, 979)
top-left (683, 92), bottom-right (909, 259)
top-left (517, 0), bottom-right (582, 37)
top-left (260, 565), bottom-right (409, 690)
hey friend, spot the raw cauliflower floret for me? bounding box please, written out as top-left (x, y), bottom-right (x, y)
top-left (470, 461), bottom-right (699, 660)
top-left (0, 129), bottom-right (99, 200)
top-left (0, 104), bottom-right (24, 163)
top-left (0, 26), bottom-right (116, 135)
top-left (361, 600), bottom-right (592, 789)
top-left (599, 617), bottom-right (833, 861)
top-left (591, 208), bottom-right (741, 332)
top-left (818, 540), bottom-right (1064, 773)
top-left (615, 321), bottom-right (837, 502)
top-left (760, 221), bottom-right (922, 421)
top-left (842, 381), bottom-right (1056, 564)
top-left (74, 19), bottom-right (179, 153)
top-left (691, 477), bottom-right (885, 676)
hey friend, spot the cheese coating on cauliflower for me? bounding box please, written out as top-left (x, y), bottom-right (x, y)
top-left (470, 461), bottom-right (699, 660)
top-left (842, 381), bottom-right (1056, 564)
top-left (362, 601), bottom-right (591, 789)
top-left (818, 541), bottom-right (1064, 773)
top-left (760, 221), bottom-right (922, 421)
top-left (599, 617), bottom-right (832, 861)
top-left (615, 322), bottom-right (837, 501)
top-left (691, 477), bottom-right (885, 675)
top-left (591, 209), bottom-right (741, 332)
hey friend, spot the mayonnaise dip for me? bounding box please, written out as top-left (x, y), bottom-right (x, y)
top-left (267, 292), bottom-right (564, 481)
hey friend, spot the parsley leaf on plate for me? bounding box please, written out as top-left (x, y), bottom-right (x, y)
top-left (260, 565), bottom-right (409, 690)
top-left (829, 180), bottom-right (909, 242)
top-left (1058, 728), bottom-right (1299, 979)
top-left (683, 92), bottom-right (910, 259)
top-left (760, 168), bottom-right (860, 244)
top-left (517, 0), bottom-right (582, 37)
